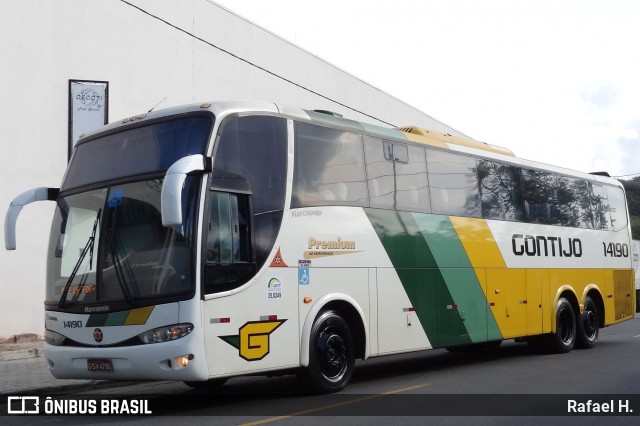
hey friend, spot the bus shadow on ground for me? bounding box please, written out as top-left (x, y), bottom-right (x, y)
top-left (182, 339), bottom-right (535, 397)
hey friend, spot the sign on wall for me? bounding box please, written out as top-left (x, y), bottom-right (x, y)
top-left (68, 80), bottom-right (109, 160)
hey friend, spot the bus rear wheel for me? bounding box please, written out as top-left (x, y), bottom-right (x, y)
top-left (547, 297), bottom-right (576, 353)
top-left (300, 310), bottom-right (355, 394)
top-left (576, 296), bottom-right (599, 349)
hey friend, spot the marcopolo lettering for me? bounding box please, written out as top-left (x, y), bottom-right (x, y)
top-left (512, 234), bottom-right (582, 258)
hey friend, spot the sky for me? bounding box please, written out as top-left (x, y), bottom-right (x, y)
top-left (214, 0), bottom-right (640, 179)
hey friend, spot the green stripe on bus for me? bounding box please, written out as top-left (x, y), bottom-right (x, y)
top-left (411, 214), bottom-right (502, 343)
top-left (105, 310), bottom-right (129, 326)
top-left (366, 209), bottom-right (471, 347)
top-left (366, 209), bottom-right (505, 346)
top-left (86, 313), bottom-right (109, 327)
top-left (86, 308), bottom-right (152, 327)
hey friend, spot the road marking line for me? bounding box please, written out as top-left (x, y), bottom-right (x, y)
top-left (239, 382), bottom-right (434, 426)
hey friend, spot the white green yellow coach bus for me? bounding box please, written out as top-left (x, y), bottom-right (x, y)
top-left (4, 101), bottom-right (636, 393)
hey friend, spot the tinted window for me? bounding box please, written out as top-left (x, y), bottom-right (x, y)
top-left (606, 186), bottom-right (627, 231)
top-left (292, 123), bottom-right (368, 207)
top-left (555, 176), bottom-right (596, 228)
top-left (519, 169), bottom-right (620, 229)
top-left (214, 115), bottom-right (288, 268)
top-left (214, 116), bottom-right (287, 214)
top-left (63, 115), bottom-right (212, 190)
top-left (478, 160), bottom-right (523, 221)
top-left (383, 141), bottom-right (408, 162)
top-left (204, 192), bottom-right (255, 294)
top-left (589, 183), bottom-right (610, 229)
top-left (365, 137), bottom-right (429, 212)
top-left (521, 169), bottom-right (558, 224)
top-left (427, 150), bottom-right (480, 217)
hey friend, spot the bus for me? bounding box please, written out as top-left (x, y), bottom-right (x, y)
top-left (5, 101), bottom-right (636, 393)
top-left (633, 240), bottom-right (640, 312)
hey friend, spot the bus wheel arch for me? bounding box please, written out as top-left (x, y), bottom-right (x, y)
top-left (298, 295), bottom-right (367, 393)
top-left (299, 309), bottom-right (356, 393)
top-left (300, 295), bottom-right (368, 368)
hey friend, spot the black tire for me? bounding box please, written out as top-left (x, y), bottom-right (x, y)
top-left (300, 310), bottom-right (355, 394)
top-left (576, 296), bottom-right (599, 349)
top-left (183, 378), bottom-right (227, 390)
top-left (547, 297), bottom-right (576, 353)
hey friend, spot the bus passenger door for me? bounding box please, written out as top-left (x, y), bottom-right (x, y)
top-left (201, 191), bottom-right (299, 378)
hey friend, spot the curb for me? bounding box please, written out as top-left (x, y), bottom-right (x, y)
top-left (0, 380), bottom-right (147, 396)
top-left (0, 348), bottom-right (44, 362)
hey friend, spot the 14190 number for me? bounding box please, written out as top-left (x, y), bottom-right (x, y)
top-left (602, 242), bottom-right (629, 258)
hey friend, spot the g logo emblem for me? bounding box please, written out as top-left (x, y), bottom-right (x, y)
top-left (220, 320), bottom-right (286, 361)
top-left (93, 328), bottom-right (103, 343)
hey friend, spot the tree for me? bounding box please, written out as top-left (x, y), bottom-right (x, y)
top-left (620, 177), bottom-right (640, 239)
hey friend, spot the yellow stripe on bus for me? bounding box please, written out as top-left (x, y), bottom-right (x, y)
top-left (447, 216), bottom-right (634, 335)
top-left (125, 306), bottom-right (154, 325)
top-left (449, 217), bottom-right (505, 268)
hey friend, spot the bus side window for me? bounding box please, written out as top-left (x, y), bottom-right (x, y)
top-left (214, 115), bottom-right (287, 269)
top-left (478, 160), bottom-right (523, 221)
top-left (606, 186), bottom-right (627, 231)
top-left (204, 191), bottom-right (255, 294)
top-left (292, 123), bottom-right (368, 207)
top-left (426, 150), bottom-right (480, 217)
top-left (521, 169), bottom-right (557, 225)
top-left (364, 137), bottom-right (430, 212)
top-left (589, 183), bottom-right (609, 230)
top-left (555, 175), bottom-right (586, 228)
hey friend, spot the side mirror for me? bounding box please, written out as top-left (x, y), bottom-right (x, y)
top-left (5, 187), bottom-right (59, 250)
top-left (161, 154), bottom-right (209, 227)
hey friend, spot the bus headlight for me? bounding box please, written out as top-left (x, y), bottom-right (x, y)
top-left (138, 323), bottom-right (193, 344)
top-left (45, 329), bottom-right (66, 346)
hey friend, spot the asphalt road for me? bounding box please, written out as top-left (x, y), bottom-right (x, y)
top-left (3, 315), bottom-right (640, 425)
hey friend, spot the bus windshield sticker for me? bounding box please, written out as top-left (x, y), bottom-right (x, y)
top-left (107, 189), bottom-right (123, 208)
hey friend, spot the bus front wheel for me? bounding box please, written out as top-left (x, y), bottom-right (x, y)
top-left (576, 296), bottom-right (599, 349)
top-left (547, 297), bottom-right (576, 353)
top-left (300, 310), bottom-right (355, 394)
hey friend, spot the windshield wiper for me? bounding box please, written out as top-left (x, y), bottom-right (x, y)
top-left (58, 209), bottom-right (101, 308)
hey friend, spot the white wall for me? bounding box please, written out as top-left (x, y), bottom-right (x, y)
top-left (0, 0), bottom-right (462, 338)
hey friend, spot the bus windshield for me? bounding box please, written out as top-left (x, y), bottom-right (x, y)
top-left (62, 115), bottom-right (212, 190)
top-left (47, 178), bottom-right (199, 309)
top-left (44, 114), bottom-right (212, 310)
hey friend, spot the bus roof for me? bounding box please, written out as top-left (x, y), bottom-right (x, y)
top-left (76, 101), bottom-right (620, 189)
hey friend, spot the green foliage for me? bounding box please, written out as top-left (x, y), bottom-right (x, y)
top-left (621, 177), bottom-right (640, 239)
top-left (631, 216), bottom-right (640, 240)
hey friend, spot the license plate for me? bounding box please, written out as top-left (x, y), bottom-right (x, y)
top-left (87, 359), bottom-right (113, 372)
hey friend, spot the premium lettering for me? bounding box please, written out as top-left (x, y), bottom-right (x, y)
top-left (308, 237), bottom-right (356, 250)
